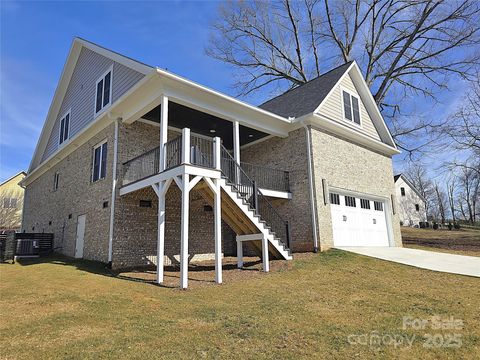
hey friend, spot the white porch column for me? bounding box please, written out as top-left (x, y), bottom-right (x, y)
top-left (156, 180), bottom-right (166, 284)
top-left (213, 137), bottom-right (221, 170)
top-left (182, 128), bottom-right (191, 164)
top-left (237, 240), bottom-right (243, 269)
top-left (159, 95), bottom-right (168, 172)
top-left (214, 179), bottom-right (222, 284)
top-left (180, 174), bottom-right (190, 289)
top-left (262, 235), bottom-right (270, 272)
top-left (233, 121), bottom-right (240, 183)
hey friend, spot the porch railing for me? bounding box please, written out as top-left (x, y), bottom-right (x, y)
top-left (122, 129), bottom-right (290, 193)
top-left (220, 145), bottom-right (291, 250)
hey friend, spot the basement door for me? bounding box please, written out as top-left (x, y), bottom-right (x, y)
top-left (330, 192), bottom-right (390, 247)
top-left (75, 214), bottom-right (86, 258)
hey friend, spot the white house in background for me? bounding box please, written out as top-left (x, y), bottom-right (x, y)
top-left (394, 174), bottom-right (427, 226)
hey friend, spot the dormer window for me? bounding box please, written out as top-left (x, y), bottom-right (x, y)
top-left (59, 110), bottom-right (70, 145)
top-left (95, 67), bottom-right (112, 115)
top-left (342, 90), bottom-right (361, 125)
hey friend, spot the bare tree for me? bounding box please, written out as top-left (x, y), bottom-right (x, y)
top-left (433, 182), bottom-right (447, 224)
top-left (207, 0), bottom-right (480, 153)
top-left (457, 167), bottom-right (480, 224)
top-left (446, 175), bottom-right (457, 223)
top-left (404, 163), bottom-right (435, 217)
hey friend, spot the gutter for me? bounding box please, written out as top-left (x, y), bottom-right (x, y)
top-left (108, 119), bottom-right (120, 265)
top-left (301, 120), bottom-right (319, 252)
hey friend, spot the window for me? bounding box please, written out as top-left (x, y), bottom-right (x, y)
top-left (342, 90), bottom-right (361, 125)
top-left (345, 196), bottom-right (356, 207)
top-left (92, 141), bottom-right (108, 182)
top-left (139, 200), bottom-right (152, 208)
top-left (415, 204), bottom-right (420, 212)
top-left (330, 193), bottom-right (340, 205)
top-left (400, 187), bottom-right (405, 196)
top-left (3, 198), bottom-right (17, 208)
top-left (58, 111), bottom-right (70, 145)
top-left (53, 172), bottom-right (59, 191)
top-left (374, 201), bottom-right (383, 211)
top-left (360, 199), bottom-right (370, 209)
top-left (95, 68), bottom-right (112, 114)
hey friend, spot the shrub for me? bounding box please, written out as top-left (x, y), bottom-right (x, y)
top-left (448, 223), bottom-right (453, 230)
top-left (433, 222), bottom-right (439, 230)
top-left (454, 223), bottom-right (461, 230)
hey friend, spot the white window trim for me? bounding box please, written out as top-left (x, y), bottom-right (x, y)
top-left (92, 139), bottom-right (108, 182)
top-left (94, 65), bottom-right (114, 118)
top-left (58, 109), bottom-right (71, 147)
top-left (340, 86), bottom-right (362, 127)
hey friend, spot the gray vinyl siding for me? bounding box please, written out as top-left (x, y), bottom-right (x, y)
top-left (316, 73), bottom-right (381, 141)
top-left (41, 47), bottom-right (145, 162)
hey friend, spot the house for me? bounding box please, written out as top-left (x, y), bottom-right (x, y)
top-left (394, 174), bottom-right (427, 227)
top-left (0, 172), bottom-right (26, 232)
top-left (21, 38), bottom-right (402, 288)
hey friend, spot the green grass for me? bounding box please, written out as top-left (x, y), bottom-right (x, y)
top-left (1, 251), bottom-right (479, 359)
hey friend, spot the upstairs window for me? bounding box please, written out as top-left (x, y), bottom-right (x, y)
top-left (400, 187), bottom-right (406, 196)
top-left (59, 111), bottom-right (70, 145)
top-left (342, 90), bottom-right (361, 125)
top-left (3, 198), bottom-right (17, 208)
top-left (415, 204), bottom-right (420, 212)
top-left (92, 141), bottom-right (108, 182)
top-left (95, 68), bottom-right (112, 114)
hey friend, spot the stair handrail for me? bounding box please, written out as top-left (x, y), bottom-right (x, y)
top-left (220, 145), bottom-right (291, 250)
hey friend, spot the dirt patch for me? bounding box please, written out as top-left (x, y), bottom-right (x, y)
top-left (401, 227), bottom-right (480, 256)
top-left (116, 255), bottom-right (308, 289)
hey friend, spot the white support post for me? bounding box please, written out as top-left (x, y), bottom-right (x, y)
top-left (156, 180), bottom-right (166, 284)
top-left (233, 121), bottom-right (240, 183)
top-left (180, 174), bottom-right (190, 289)
top-left (159, 95), bottom-right (168, 172)
top-left (213, 179), bottom-right (222, 284)
top-left (182, 128), bottom-right (191, 165)
top-left (237, 240), bottom-right (243, 269)
top-left (261, 235), bottom-right (269, 272)
top-left (213, 137), bottom-right (221, 171)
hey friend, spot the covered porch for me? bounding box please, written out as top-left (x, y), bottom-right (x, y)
top-left (113, 89), bottom-right (293, 289)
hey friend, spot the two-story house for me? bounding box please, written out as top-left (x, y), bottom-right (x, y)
top-left (21, 38), bottom-right (402, 288)
top-left (0, 172), bottom-right (26, 231)
top-left (394, 174), bottom-right (428, 226)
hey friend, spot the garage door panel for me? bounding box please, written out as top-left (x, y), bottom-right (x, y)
top-left (330, 192), bottom-right (389, 247)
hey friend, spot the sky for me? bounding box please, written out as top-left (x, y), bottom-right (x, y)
top-left (0, 0), bottom-right (469, 183)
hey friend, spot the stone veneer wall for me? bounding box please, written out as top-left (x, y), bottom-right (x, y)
top-left (240, 128), bottom-right (314, 252)
top-left (22, 123), bottom-right (115, 262)
top-left (310, 126), bottom-right (402, 249)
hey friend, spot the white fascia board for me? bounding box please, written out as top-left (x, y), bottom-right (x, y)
top-left (155, 68), bottom-right (291, 137)
top-left (296, 113), bottom-right (400, 156)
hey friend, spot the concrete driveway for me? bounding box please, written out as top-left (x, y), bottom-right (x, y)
top-left (336, 247), bottom-right (480, 278)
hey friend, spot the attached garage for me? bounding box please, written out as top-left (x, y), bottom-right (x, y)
top-left (330, 191), bottom-right (391, 247)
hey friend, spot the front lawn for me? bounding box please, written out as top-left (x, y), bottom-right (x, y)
top-left (402, 227), bottom-right (480, 257)
top-left (1, 251), bottom-right (478, 359)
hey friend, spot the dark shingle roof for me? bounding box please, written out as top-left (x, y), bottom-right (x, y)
top-left (259, 61), bottom-right (353, 118)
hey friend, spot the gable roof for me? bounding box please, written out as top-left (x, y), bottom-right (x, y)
top-left (0, 172), bottom-right (26, 188)
top-left (259, 62), bottom-right (353, 118)
top-left (28, 38), bottom-right (154, 173)
top-left (394, 174), bottom-right (427, 202)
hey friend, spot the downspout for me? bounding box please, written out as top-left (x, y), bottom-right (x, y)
top-left (108, 119), bottom-right (120, 266)
top-left (301, 120), bottom-right (319, 252)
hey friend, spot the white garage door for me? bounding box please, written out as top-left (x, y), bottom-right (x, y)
top-left (330, 192), bottom-right (390, 247)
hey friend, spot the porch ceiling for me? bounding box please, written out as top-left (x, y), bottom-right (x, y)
top-left (142, 102), bottom-right (269, 149)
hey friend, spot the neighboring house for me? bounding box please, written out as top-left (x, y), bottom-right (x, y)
top-left (21, 38), bottom-right (402, 288)
top-left (0, 172), bottom-right (26, 231)
top-left (394, 174), bottom-right (427, 227)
